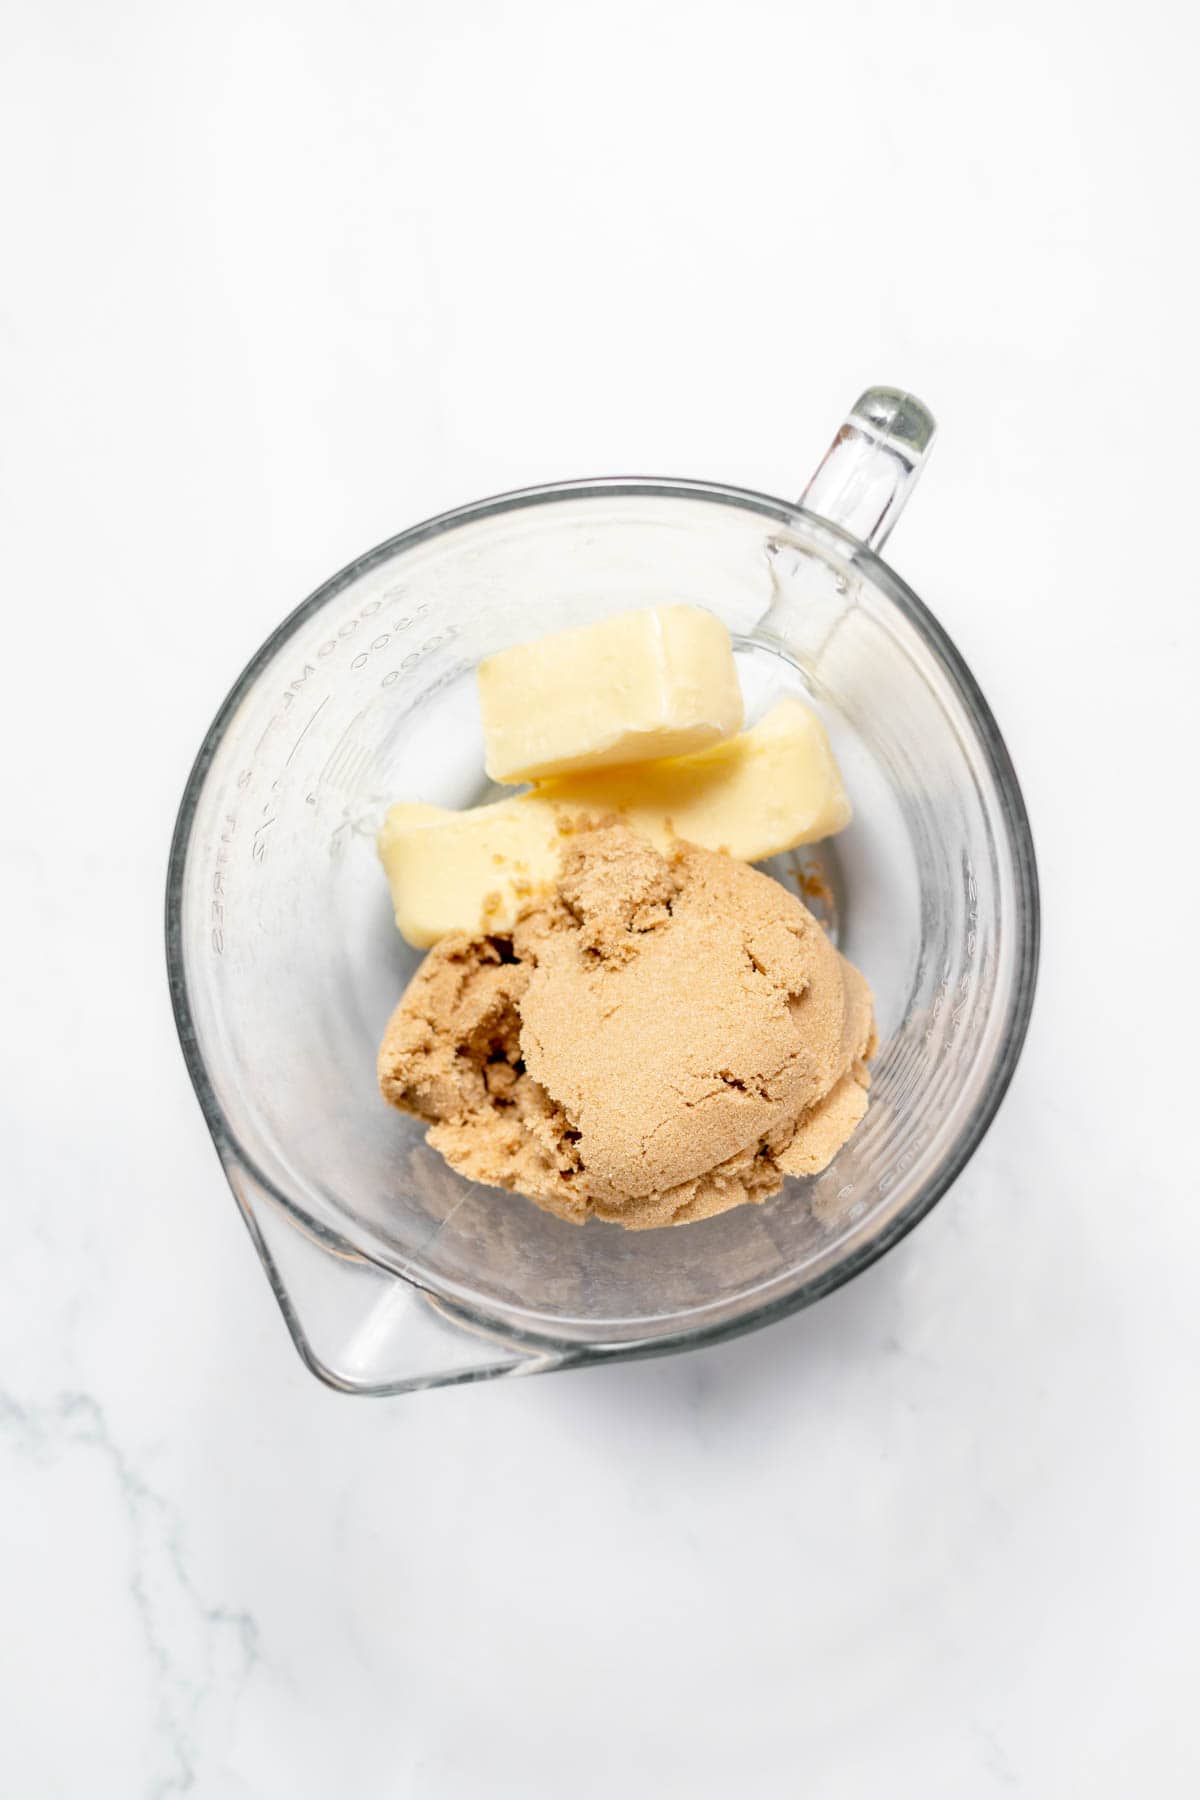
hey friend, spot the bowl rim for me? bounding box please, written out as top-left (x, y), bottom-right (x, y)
top-left (165, 475), bottom-right (1040, 1366)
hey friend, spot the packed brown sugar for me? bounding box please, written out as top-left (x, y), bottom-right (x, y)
top-left (379, 820), bottom-right (875, 1230)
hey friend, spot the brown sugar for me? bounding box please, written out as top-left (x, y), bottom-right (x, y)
top-left (378, 821), bottom-right (875, 1230)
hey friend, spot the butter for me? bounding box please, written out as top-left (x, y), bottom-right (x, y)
top-left (477, 605), bottom-right (744, 783)
top-left (379, 698), bottom-right (850, 946)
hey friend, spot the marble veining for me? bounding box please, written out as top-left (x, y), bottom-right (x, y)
top-left (2, 1392), bottom-right (260, 1796)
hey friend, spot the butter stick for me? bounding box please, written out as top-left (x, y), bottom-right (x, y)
top-left (379, 698), bottom-right (850, 947)
top-left (477, 605), bottom-right (744, 783)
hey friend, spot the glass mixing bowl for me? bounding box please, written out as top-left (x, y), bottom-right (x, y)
top-left (166, 390), bottom-right (1039, 1393)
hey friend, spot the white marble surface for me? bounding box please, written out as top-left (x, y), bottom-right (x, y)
top-left (3, 2), bottom-right (1198, 1793)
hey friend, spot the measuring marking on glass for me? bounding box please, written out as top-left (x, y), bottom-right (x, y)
top-left (285, 694), bottom-right (330, 767)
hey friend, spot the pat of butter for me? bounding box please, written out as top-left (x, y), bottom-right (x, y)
top-left (379, 698), bottom-right (850, 946)
top-left (477, 605), bottom-right (744, 783)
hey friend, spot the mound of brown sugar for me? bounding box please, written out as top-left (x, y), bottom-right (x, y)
top-left (378, 821), bottom-right (875, 1230)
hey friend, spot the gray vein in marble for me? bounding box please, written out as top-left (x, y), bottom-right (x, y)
top-left (971, 1719), bottom-right (1020, 1787)
top-left (0, 1389), bottom-right (260, 1797)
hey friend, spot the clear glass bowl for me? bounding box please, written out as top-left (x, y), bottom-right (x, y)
top-left (167, 395), bottom-right (1038, 1393)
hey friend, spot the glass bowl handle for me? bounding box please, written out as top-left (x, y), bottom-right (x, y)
top-left (799, 386), bottom-right (936, 550)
